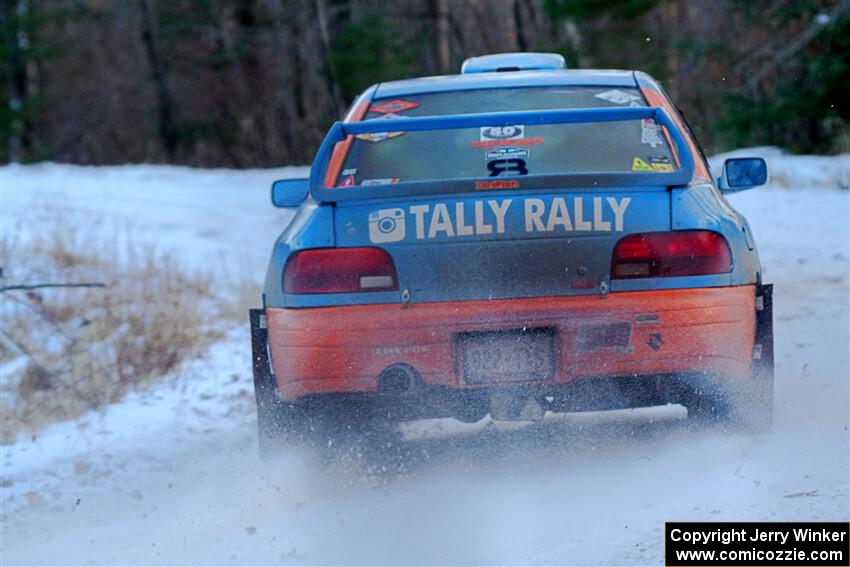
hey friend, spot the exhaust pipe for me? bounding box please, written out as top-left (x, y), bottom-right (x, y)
top-left (378, 364), bottom-right (419, 396)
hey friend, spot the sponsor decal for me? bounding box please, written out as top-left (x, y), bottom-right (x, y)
top-left (366, 196), bottom-right (632, 243)
top-left (480, 125), bottom-right (524, 141)
top-left (368, 208), bottom-right (406, 243)
top-left (487, 158), bottom-right (528, 177)
top-left (369, 99), bottom-right (419, 114)
top-left (357, 131), bottom-right (405, 143)
top-left (485, 147), bottom-right (529, 160)
top-left (594, 89), bottom-right (642, 105)
top-left (337, 174), bottom-right (356, 187)
top-left (635, 313), bottom-right (660, 325)
top-left (355, 131), bottom-right (405, 143)
top-left (408, 200), bottom-right (513, 239)
top-left (524, 196), bottom-right (631, 232)
top-left (372, 345), bottom-right (429, 356)
top-left (361, 178), bottom-right (400, 186)
top-left (475, 179), bottom-right (520, 190)
top-left (649, 156), bottom-right (674, 172)
top-left (631, 157), bottom-right (655, 172)
top-left (355, 113), bottom-right (407, 143)
top-left (472, 137), bottom-right (543, 149)
top-left (641, 118), bottom-right (664, 148)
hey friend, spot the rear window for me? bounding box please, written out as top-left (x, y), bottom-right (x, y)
top-left (334, 87), bottom-right (678, 187)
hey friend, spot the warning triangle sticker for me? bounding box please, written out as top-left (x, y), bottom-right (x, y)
top-left (631, 157), bottom-right (654, 172)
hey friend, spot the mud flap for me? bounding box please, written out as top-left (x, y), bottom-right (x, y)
top-left (754, 284), bottom-right (774, 376)
top-left (250, 308), bottom-right (289, 453)
top-left (250, 308), bottom-right (271, 389)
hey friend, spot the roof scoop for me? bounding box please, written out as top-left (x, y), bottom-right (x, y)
top-left (461, 52), bottom-right (567, 74)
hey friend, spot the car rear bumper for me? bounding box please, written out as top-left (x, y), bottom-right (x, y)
top-left (266, 286), bottom-right (756, 401)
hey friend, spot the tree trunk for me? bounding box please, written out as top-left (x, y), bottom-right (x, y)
top-left (3, 0), bottom-right (30, 163)
top-left (139, 0), bottom-right (178, 162)
top-left (432, 0), bottom-right (450, 73)
top-left (314, 0), bottom-right (344, 117)
top-left (268, 0), bottom-right (299, 158)
top-left (664, 0), bottom-right (680, 100)
top-left (513, 0), bottom-right (527, 52)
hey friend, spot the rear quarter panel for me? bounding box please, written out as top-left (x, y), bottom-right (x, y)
top-left (263, 201), bottom-right (335, 307)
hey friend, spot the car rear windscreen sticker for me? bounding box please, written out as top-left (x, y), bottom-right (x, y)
top-left (631, 157), bottom-right (655, 172)
top-left (361, 178), bottom-right (400, 186)
top-left (641, 118), bottom-right (664, 147)
top-left (368, 99), bottom-right (419, 114)
top-left (594, 89), bottom-right (642, 105)
top-left (487, 158), bottom-right (528, 177)
top-left (472, 137), bottom-right (543, 149)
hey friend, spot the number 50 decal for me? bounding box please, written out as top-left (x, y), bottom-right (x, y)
top-left (487, 158), bottom-right (528, 177)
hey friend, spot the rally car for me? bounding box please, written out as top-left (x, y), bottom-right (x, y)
top-left (250, 52), bottom-right (773, 450)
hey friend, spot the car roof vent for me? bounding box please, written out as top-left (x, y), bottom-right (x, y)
top-left (461, 52), bottom-right (567, 74)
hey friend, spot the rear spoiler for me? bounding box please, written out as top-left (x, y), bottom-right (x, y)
top-left (309, 107), bottom-right (695, 203)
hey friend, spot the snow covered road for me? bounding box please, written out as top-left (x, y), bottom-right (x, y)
top-left (1, 150), bottom-right (848, 564)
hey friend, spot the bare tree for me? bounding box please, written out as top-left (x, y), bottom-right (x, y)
top-left (268, 0), bottom-right (299, 158)
top-left (139, 0), bottom-right (178, 161)
top-left (315, 0), bottom-right (345, 117)
top-left (3, 0), bottom-right (30, 163)
top-left (432, 0), bottom-right (450, 73)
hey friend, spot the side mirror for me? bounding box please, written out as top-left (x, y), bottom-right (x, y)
top-left (271, 178), bottom-right (309, 207)
top-left (718, 157), bottom-right (768, 192)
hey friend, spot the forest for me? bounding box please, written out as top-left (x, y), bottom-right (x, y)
top-left (2, 0), bottom-right (848, 167)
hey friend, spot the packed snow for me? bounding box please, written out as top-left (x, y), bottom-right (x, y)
top-left (1, 149), bottom-right (848, 564)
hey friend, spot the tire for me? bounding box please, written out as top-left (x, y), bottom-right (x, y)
top-left (251, 309), bottom-right (374, 455)
top-left (732, 367), bottom-right (773, 432)
top-left (738, 283), bottom-right (775, 432)
top-left (673, 374), bottom-right (734, 425)
top-left (668, 372), bottom-right (771, 432)
top-left (672, 285), bottom-right (775, 432)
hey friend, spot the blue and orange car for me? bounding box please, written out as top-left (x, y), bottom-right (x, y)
top-left (250, 53), bottom-right (773, 448)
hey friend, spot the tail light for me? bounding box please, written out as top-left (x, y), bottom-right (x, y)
top-left (283, 247), bottom-right (398, 294)
top-left (612, 231), bottom-right (731, 279)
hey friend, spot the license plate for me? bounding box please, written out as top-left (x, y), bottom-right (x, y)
top-left (460, 329), bottom-right (556, 385)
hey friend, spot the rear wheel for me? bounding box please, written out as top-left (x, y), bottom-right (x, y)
top-left (251, 311), bottom-right (395, 454)
top-left (731, 368), bottom-right (773, 432)
top-left (663, 372), bottom-right (771, 432)
top-left (669, 285), bottom-right (774, 432)
top-left (250, 309), bottom-right (301, 456)
top-left (661, 373), bottom-right (731, 424)
top-left (737, 283), bottom-right (775, 431)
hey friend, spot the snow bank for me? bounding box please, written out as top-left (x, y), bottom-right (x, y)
top-left (0, 163), bottom-right (305, 276)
